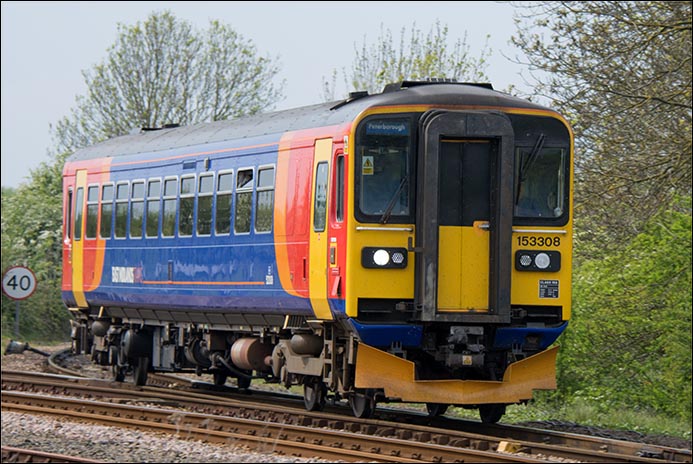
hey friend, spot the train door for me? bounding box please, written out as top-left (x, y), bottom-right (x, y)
top-left (309, 138), bottom-right (333, 320)
top-left (70, 169), bottom-right (89, 308)
top-left (415, 111), bottom-right (514, 323)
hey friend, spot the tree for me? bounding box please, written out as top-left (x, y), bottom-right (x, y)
top-left (511, 1), bottom-right (692, 258)
top-left (322, 21), bottom-right (491, 100)
top-left (52, 10), bottom-right (284, 155)
top-left (558, 198), bottom-right (692, 421)
top-left (1, 154), bottom-right (70, 340)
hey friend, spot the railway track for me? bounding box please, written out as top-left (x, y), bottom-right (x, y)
top-left (1, 446), bottom-right (103, 463)
top-left (3, 370), bottom-right (690, 463)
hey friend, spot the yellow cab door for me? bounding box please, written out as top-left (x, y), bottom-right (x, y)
top-left (308, 138), bottom-right (333, 320)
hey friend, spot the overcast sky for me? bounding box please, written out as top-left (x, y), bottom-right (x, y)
top-left (1, 1), bottom-right (530, 188)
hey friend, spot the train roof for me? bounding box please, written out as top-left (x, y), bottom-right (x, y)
top-left (68, 82), bottom-right (552, 162)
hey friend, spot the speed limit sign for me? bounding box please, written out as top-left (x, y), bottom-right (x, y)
top-left (2, 266), bottom-right (37, 300)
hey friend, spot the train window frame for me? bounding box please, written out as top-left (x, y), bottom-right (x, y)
top-left (129, 180), bottom-right (145, 239)
top-left (162, 177), bottom-right (178, 238)
top-left (196, 173), bottom-right (214, 237)
top-left (334, 154), bottom-right (345, 223)
top-left (234, 167), bottom-right (254, 235)
top-left (100, 183), bottom-right (114, 239)
top-left (146, 178), bottom-right (162, 238)
top-left (179, 174), bottom-right (196, 237)
top-left (74, 186), bottom-right (84, 241)
top-left (85, 184), bottom-right (99, 240)
top-left (354, 114), bottom-right (416, 224)
top-left (215, 169), bottom-right (234, 236)
top-left (255, 165), bottom-right (275, 234)
top-left (313, 161), bottom-right (329, 232)
top-left (66, 188), bottom-right (73, 241)
top-left (114, 181), bottom-right (129, 239)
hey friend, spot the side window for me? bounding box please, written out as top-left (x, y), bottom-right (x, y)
top-left (100, 184), bottom-right (114, 239)
top-left (74, 187), bottom-right (84, 241)
top-left (130, 181), bottom-right (144, 238)
top-left (146, 179), bottom-right (161, 238)
top-left (313, 162), bottom-right (329, 232)
top-left (235, 169), bottom-right (253, 234)
top-left (162, 178), bottom-right (177, 238)
top-left (85, 185), bottom-right (99, 239)
top-left (114, 183), bottom-right (129, 238)
top-left (197, 174), bottom-right (214, 236)
top-left (179, 175), bottom-right (195, 237)
top-left (215, 171), bottom-right (233, 235)
top-left (66, 188), bottom-right (73, 240)
top-left (335, 155), bottom-right (345, 222)
top-left (255, 166), bottom-right (275, 233)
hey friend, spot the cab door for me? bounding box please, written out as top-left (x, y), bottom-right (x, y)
top-left (308, 138), bottom-right (333, 320)
top-left (415, 111), bottom-right (514, 323)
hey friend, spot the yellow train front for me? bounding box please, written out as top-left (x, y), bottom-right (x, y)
top-left (340, 82), bottom-right (572, 421)
top-left (63, 80), bottom-right (572, 423)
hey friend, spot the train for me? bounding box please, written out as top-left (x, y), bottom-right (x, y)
top-left (62, 80), bottom-right (573, 422)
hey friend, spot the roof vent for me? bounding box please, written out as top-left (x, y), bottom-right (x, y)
top-left (382, 80), bottom-right (493, 93)
top-left (330, 91), bottom-right (369, 110)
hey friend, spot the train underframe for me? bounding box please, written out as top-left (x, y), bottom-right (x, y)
top-left (69, 308), bottom-right (550, 423)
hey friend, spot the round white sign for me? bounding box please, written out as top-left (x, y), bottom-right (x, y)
top-left (2, 266), bottom-right (37, 300)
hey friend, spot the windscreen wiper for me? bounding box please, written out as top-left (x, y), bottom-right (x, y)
top-left (380, 176), bottom-right (408, 224)
top-left (515, 134), bottom-right (545, 205)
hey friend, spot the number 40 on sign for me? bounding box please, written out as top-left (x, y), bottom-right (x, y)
top-left (2, 266), bottom-right (37, 300)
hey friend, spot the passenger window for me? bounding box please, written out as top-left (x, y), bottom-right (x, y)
top-left (130, 181), bottom-right (144, 238)
top-left (114, 183), bottom-right (129, 238)
top-left (235, 169), bottom-right (253, 234)
top-left (162, 178), bottom-right (177, 238)
top-left (313, 162), bottom-right (328, 232)
top-left (100, 184), bottom-right (114, 239)
top-left (146, 180), bottom-right (161, 238)
top-left (85, 185), bottom-right (99, 239)
top-left (197, 174), bottom-right (214, 236)
top-left (179, 176), bottom-right (195, 237)
top-left (74, 187), bottom-right (84, 241)
top-left (215, 171), bottom-right (233, 235)
top-left (255, 166), bottom-right (275, 233)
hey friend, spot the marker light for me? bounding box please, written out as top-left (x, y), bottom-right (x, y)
top-left (534, 253), bottom-right (551, 269)
top-left (373, 249), bottom-right (390, 266)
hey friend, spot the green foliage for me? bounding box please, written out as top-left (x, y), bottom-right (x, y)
top-left (512, 1), bottom-right (692, 259)
top-left (557, 198), bottom-right (692, 422)
top-left (322, 21), bottom-right (490, 100)
top-left (1, 154), bottom-right (71, 341)
top-left (51, 10), bottom-right (284, 155)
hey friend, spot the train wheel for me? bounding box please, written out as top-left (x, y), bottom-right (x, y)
top-left (134, 357), bottom-right (149, 386)
top-left (236, 375), bottom-right (251, 389)
top-left (426, 403), bottom-right (449, 417)
top-left (303, 377), bottom-right (326, 411)
top-left (349, 390), bottom-right (375, 418)
top-left (213, 372), bottom-right (228, 386)
top-left (479, 403), bottom-right (506, 423)
top-left (110, 347), bottom-right (125, 382)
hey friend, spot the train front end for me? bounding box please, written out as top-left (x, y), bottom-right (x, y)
top-left (344, 85), bottom-right (573, 420)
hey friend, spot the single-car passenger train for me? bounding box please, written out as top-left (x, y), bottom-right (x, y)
top-left (63, 80), bottom-right (573, 422)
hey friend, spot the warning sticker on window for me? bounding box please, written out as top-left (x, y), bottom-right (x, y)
top-left (539, 280), bottom-right (559, 299)
top-left (362, 156), bottom-right (374, 175)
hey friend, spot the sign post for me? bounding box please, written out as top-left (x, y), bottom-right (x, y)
top-left (2, 266), bottom-right (37, 337)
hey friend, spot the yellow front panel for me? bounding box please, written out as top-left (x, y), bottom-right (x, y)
top-left (438, 225), bottom-right (489, 311)
top-left (345, 227), bottom-right (415, 317)
top-left (511, 227), bottom-right (573, 319)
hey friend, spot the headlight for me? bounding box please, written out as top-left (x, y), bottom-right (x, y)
top-left (515, 250), bottom-right (561, 272)
top-left (362, 247), bottom-right (408, 269)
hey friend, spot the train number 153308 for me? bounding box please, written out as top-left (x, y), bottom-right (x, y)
top-left (516, 235), bottom-right (561, 247)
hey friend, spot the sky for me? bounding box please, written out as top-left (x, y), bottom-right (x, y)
top-left (1, 1), bottom-right (531, 189)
